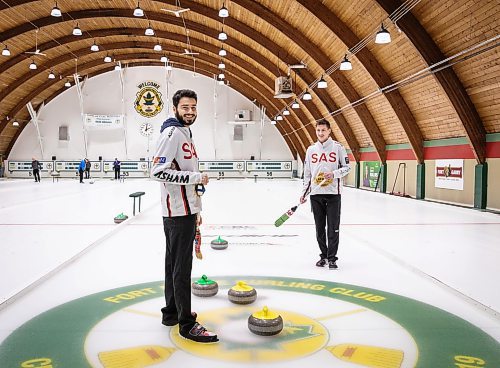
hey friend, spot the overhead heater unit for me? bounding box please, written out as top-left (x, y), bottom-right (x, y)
top-left (274, 76), bottom-right (294, 98)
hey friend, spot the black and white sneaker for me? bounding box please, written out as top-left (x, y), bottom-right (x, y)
top-left (316, 258), bottom-right (327, 267)
top-left (180, 322), bottom-right (219, 343)
top-left (329, 260), bottom-right (338, 270)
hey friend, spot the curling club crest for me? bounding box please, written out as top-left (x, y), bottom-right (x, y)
top-left (135, 81), bottom-right (163, 118)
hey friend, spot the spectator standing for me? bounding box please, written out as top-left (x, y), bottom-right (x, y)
top-left (78, 158), bottom-right (85, 183)
top-left (31, 157), bottom-right (41, 182)
top-left (84, 158), bottom-right (91, 179)
top-left (113, 158), bottom-right (121, 180)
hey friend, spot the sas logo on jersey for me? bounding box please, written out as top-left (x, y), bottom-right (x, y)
top-left (311, 152), bottom-right (336, 163)
top-left (153, 157), bottom-right (167, 164)
top-left (135, 81), bottom-right (163, 118)
top-left (182, 142), bottom-right (198, 159)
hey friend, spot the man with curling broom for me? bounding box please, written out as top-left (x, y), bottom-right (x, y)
top-left (300, 119), bottom-right (351, 270)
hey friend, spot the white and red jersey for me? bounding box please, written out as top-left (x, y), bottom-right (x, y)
top-left (151, 121), bottom-right (203, 217)
top-left (302, 137), bottom-right (351, 196)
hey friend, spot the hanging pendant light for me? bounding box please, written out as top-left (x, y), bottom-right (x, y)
top-left (51, 1), bottom-right (62, 17)
top-left (73, 23), bottom-right (82, 36)
top-left (218, 73), bottom-right (225, 79)
top-left (339, 54), bottom-right (352, 71)
top-left (133, 1), bottom-right (144, 17)
top-left (90, 42), bottom-right (99, 52)
top-left (2, 45), bottom-right (11, 56)
top-left (29, 60), bottom-right (37, 70)
top-left (218, 79), bottom-right (224, 85)
top-left (218, 47), bottom-right (227, 57)
top-left (291, 99), bottom-right (300, 109)
top-left (104, 55), bottom-right (112, 63)
top-left (276, 115), bottom-right (283, 121)
top-left (317, 75), bottom-right (327, 88)
top-left (64, 80), bottom-right (71, 87)
top-left (12, 120), bottom-right (20, 127)
top-left (302, 90), bottom-right (312, 100)
top-left (154, 43), bottom-right (162, 51)
top-left (218, 3), bottom-right (229, 18)
top-left (270, 119), bottom-right (277, 125)
top-left (218, 61), bottom-right (225, 69)
top-left (375, 24), bottom-right (391, 44)
top-left (218, 28), bottom-right (227, 41)
top-left (114, 63), bottom-right (121, 71)
top-left (48, 71), bottom-right (56, 79)
top-left (145, 23), bottom-right (155, 36)
top-left (282, 108), bottom-right (290, 115)
top-left (160, 55), bottom-right (168, 63)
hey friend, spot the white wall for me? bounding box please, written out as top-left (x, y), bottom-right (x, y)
top-left (9, 66), bottom-right (292, 162)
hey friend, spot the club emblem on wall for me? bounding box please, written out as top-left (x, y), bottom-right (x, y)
top-left (134, 81), bottom-right (163, 118)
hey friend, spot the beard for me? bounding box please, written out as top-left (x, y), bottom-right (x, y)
top-left (175, 111), bottom-right (197, 126)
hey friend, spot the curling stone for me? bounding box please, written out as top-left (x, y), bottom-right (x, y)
top-left (114, 213), bottom-right (128, 224)
top-left (248, 306), bottom-right (283, 336)
top-left (210, 236), bottom-right (228, 250)
top-left (191, 275), bottom-right (218, 297)
top-left (228, 281), bottom-right (257, 305)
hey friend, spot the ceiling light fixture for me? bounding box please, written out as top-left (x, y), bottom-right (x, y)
top-left (218, 73), bottom-right (225, 79)
top-left (339, 54), bottom-right (352, 71)
top-left (154, 43), bottom-right (162, 51)
top-left (133, 1), bottom-right (144, 17)
top-left (145, 23), bottom-right (155, 36)
top-left (160, 55), bottom-right (168, 63)
top-left (282, 108), bottom-right (290, 115)
top-left (218, 3), bottom-right (229, 18)
top-left (291, 99), bottom-right (300, 109)
top-left (48, 71), bottom-right (56, 79)
top-left (271, 119), bottom-right (276, 125)
top-left (64, 80), bottom-right (71, 87)
top-left (2, 45), bottom-right (11, 56)
top-left (51, 1), bottom-right (62, 17)
top-left (218, 79), bottom-right (224, 85)
top-left (375, 24), bottom-right (391, 44)
top-left (303, 90), bottom-right (312, 100)
top-left (317, 75), bottom-right (327, 88)
top-left (218, 61), bottom-right (225, 69)
top-left (114, 63), bottom-right (121, 71)
top-left (276, 115), bottom-right (283, 121)
top-left (29, 60), bottom-right (37, 70)
top-left (218, 47), bottom-right (227, 57)
top-left (104, 55), bottom-right (112, 63)
top-left (90, 42), bottom-right (99, 52)
top-left (73, 23), bottom-right (82, 36)
top-left (218, 29), bottom-right (227, 41)
top-left (13, 120), bottom-right (20, 127)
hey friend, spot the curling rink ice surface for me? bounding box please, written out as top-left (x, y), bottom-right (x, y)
top-left (0, 177), bottom-right (499, 368)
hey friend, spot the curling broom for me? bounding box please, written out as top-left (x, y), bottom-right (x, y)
top-left (274, 179), bottom-right (326, 227)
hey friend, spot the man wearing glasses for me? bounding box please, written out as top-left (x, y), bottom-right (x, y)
top-left (151, 89), bottom-right (217, 343)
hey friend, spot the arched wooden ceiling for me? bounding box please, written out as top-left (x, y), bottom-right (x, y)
top-left (0, 0), bottom-right (498, 162)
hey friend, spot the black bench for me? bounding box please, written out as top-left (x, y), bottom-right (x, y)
top-left (129, 192), bottom-right (146, 216)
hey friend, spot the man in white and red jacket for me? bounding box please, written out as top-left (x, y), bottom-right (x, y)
top-left (300, 119), bottom-right (351, 270)
top-left (151, 89), bottom-right (217, 343)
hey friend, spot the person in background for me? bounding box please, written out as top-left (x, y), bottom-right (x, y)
top-left (300, 119), bottom-right (351, 270)
top-left (78, 158), bottom-right (86, 183)
top-left (84, 158), bottom-right (91, 179)
top-left (31, 157), bottom-right (41, 182)
top-left (151, 89), bottom-right (217, 343)
top-left (113, 158), bottom-right (121, 180)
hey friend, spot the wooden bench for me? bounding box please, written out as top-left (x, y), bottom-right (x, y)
top-left (129, 192), bottom-right (146, 216)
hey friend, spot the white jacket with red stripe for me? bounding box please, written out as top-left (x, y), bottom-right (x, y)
top-left (151, 121), bottom-right (203, 217)
top-left (302, 137), bottom-right (351, 196)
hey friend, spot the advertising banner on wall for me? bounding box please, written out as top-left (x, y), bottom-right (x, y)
top-left (84, 115), bottom-right (123, 129)
top-left (435, 159), bottom-right (464, 190)
top-left (362, 161), bottom-right (380, 188)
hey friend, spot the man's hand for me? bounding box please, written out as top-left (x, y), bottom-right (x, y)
top-left (299, 196), bottom-right (307, 204)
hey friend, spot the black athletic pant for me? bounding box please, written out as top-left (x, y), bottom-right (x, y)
top-left (114, 168), bottom-right (120, 180)
top-left (85, 169), bottom-right (90, 179)
top-left (79, 169), bottom-right (84, 183)
top-left (162, 214), bottom-right (197, 333)
top-left (310, 194), bottom-right (341, 262)
top-left (33, 169), bottom-right (40, 182)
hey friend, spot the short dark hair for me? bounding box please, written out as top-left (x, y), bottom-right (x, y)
top-left (172, 89), bottom-right (197, 108)
top-left (316, 119), bottom-right (331, 129)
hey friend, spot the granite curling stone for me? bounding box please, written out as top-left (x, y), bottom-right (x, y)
top-left (114, 213), bottom-right (128, 224)
top-left (210, 236), bottom-right (228, 250)
top-left (228, 281), bottom-right (257, 305)
top-left (191, 275), bottom-right (218, 297)
top-left (248, 306), bottom-right (283, 336)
